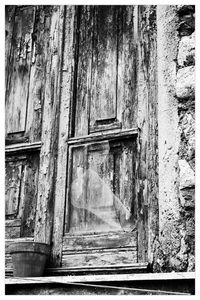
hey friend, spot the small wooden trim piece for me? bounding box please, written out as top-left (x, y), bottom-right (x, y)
top-left (68, 128), bottom-right (138, 146)
top-left (5, 141), bottom-right (41, 155)
top-left (47, 262), bottom-right (148, 274)
top-left (5, 219), bottom-right (21, 227)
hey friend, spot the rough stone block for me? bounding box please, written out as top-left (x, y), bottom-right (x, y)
top-left (187, 254), bottom-right (195, 271)
top-left (177, 5), bottom-right (195, 14)
top-left (185, 218), bottom-right (195, 236)
top-left (180, 188), bottom-right (195, 208)
top-left (178, 159), bottom-right (195, 189)
top-left (177, 32), bottom-right (195, 66)
top-left (176, 66), bottom-right (195, 99)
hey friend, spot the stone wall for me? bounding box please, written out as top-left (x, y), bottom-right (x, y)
top-left (156, 5), bottom-right (195, 272)
top-left (176, 5), bottom-right (195, 272)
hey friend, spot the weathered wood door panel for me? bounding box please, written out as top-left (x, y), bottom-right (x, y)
top-left (5, 7), bottom-right (35, 134)
top-left (5, 6), bottom-right (55, 144)
top-left (61, 6), bottom-right (140, 271)
top-left (73, 6), bottom-right (137, 137)
top-left (5, 153), bottom-right (39, 239)
top-left (66, 140), bottom-right (137, 234)
top-left (63, 138), bottom-right (138, 269)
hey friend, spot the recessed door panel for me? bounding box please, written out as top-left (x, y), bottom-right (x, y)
top-left (74, 6), bottom-right (137, 136)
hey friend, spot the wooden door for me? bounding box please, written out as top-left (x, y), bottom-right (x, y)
top-left (61, 6), bottom-right (144, 272)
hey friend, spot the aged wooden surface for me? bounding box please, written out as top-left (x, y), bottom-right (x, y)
top-left (5, 271), bottom-right (194, 283)
top-left (117, 6), bottom-right (138, 129)
top-left (73, 6), bottom-right (91, 137)
top-left (25, 6), bottom-right (53, 142)
top-left (5, 153), bottom-right (40, 238)
top-left (19, 153), bottom-right (39, 237)
top-left (65, 139), bottom-right (137, 234)
top-left (62, 247), bottom-right (137, 269)
top-left (89, 6), bottom-right (117, 131)
top-left (5, 6), bottom-right (55, 143)
top-left (73, 6), bottom-right (138, 136)
top-left (63, 231), bottom-right (137, 251)
top-left (57, 5), bottom-right (147, 270)
top-left (5, 219), bottom-right (21, 239)
top-left (68, 128), bottom-right (138, 145)
top-left (51, 6), bottom-right (76, 267)
top-left (34, 6), bottom-right (65, 245)
top-left (136, 5), bottom-right (158, 263)
top-left (5, 4), bottom-right (159, 271)
top-left (5, 6), bottom-right (15, 88)
top-left (5, 6), bottom-right (35, 134)
top-left (5, 161), bottom-right (23, 217)
top-left (5, 141), bottom-right (41, 154)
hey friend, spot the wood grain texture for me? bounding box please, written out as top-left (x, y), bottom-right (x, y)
top-left (19, 153), bottom-right (39, 237)
top-left (62, 247), bottom-right (137, 269)
top-left (5, 161), bottom-right (23, 217)
top-left (5, 141), bottom-right (41, 154)
top-left (63, 231), bottom-right (137, 251)
top-left (51, 6), bottom-right (76, 267)
top-left (34, 6), bottom-right (65, 245)
top-left (73, 6), bottom-right (92, 137)
top-left (117, 6), bottom-right (138, 129)
top-left (73, 6), bottom-right (138, 135)
top-left (26, 6), bottom-right (52, 143)
top-left (5, 219), bottom-right (21, 239)
top-left (5, 153), bottom-right (40, 238)
top-left (5, 6), bottom-right (15, 88)
top-left (68, 128), bottom-right (138, 145)
top-left (66, 139), bottom-right (137, 235)
top-left (136, 5), bottom-right (158, 263)
top-left (89, 6), bottom-right (118, 130)
top-left (5, 6), bottom-right (35, 134)
top-left (63, 137), bottom-right (138, 269)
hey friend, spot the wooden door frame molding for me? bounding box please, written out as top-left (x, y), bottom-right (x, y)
top-left (51, 6), bottom-right (77, 267)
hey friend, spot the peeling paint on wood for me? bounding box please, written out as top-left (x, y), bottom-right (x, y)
top-left (51, 5), bottom-right (76, 267)
top-left (34, 6), bottom-right (65, 245)
top-left (5, 161), bottom-right (23, 217)
top-left (5, 153), bottom-right (40, 239)
top-left (62, 247), bottom-right (137, 269)
top-left (5, 6), bottom-right (35, 134)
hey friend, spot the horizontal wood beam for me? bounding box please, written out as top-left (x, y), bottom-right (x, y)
top-left (5, 141), bottom-right (41, 155)
top-left (68, 128), bottom-right (138, 146)
top-left (5, 271), bottom-right (195, 285)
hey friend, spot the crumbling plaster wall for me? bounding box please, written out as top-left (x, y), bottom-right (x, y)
top-left (156, 5), bottom-right (195, 272)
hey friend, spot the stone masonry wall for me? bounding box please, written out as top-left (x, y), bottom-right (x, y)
top-left (176, 5), bottom-right (195, 271)
top-left (156, 5), bottom-right (195, 272)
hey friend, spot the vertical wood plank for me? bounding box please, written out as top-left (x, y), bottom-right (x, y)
top-left (74, 6), bottom-right (93, 137)
top-left (26, 6), bottom-right (52, 142)
top-left (19, 153), bottom-right (39, 237)
top-left (136, 5), bottom-right (158, 263)
top-left (5, 6), bottom-right (35, 134)
top-left (5, 6), bottom-right (15, 88)
top-left (89, 6), bottom-right (118, 128)
top-left (34, 6), bottom-right (65, 246)
top-left (51, 6), bottom-right (76, 267)
top-left (117, 6), bottom-right (137, 129)
top-left (5, 162), bottom-right (23, 217)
